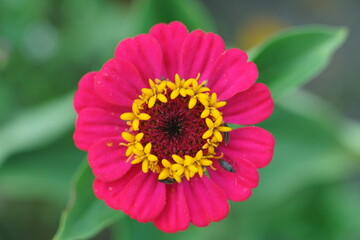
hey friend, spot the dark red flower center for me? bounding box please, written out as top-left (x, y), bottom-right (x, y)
top-left (139, 96), bottom-right (208, 160)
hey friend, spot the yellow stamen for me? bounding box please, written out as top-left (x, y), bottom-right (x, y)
top-left (120, 112), bottom-right (136, 121)
top-left (158, 168), bottom-right (170, 180)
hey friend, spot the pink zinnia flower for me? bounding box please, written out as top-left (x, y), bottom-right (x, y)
top-left (74, 21), bottom-right (275, 233)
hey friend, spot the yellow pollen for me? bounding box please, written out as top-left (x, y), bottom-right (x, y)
top-left (119, 73), bottom-right (232, 183)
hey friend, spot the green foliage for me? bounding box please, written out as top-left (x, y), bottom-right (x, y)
top-left (257, 92), bottom-right (357, 205)
top-left (249, 25), bottom-right (348, 98)
top-left (53, 160), bottom-right (124, 240)
top-left (0, 93), bottom-right (74, 167)
top-left (0, 132), bottom-right (82, 203)
top-left (132, 0), bottom-right (215, 33)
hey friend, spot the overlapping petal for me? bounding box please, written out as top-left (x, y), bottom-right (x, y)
top-left (119, 172), bottom-right (166, 222)
top-left (183, 175), bottom-right (229, 227)
top-left (218, 127), bottom-right (275, 168)
top-left (180, 30), bottom-right (225, 81)
top-left (88, 137), bottom-right (132, 182)
top-left (210, 156), bottom-right (259, 190)
top-left (207, 49), bottom-right (258, 100)
top-left (74, 72), bottom-right (125, 113)
top-left (153, 184), bottom-right (190, 233)
top-left (150, 21), bottom-right (188, 80)
top-left (74, 108), bottom-right (126, 151)
top-left (115, 34), bottom-right (163, 81)
top-left (222, 83), bottom-right (274, 125)
top-left (209, 166), bottom-right (253, 202)
top-left (95, 58), bottom-right (146, 107)
top-left (93, 167), bottom-right (139, 210)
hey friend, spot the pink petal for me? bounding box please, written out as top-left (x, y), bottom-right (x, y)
top-left (153, 184), bottom-right (190, 233)
top-left (93, 178), bottom-right (109, 200)
top-left (218, 127), bottom-right (275, 168)
top-left (207, 49), bottom-right (258, 100)
top-left (222, 83), bottom-right (274, 125)
top-left (93, 167), bottom-right (139, 210)
top-left (150, 21), bottom-right (188, 80)
top-left (216, 156), bottom-right (259, 188)
top-left (95, 58), bottom-right (145, 107)
top-left (74, 108), bottom-right (127, 151)
top-left (74, 72), bottom-right (126, 113)
top-left (88, 137), bottom-right (132, 182)
top-left (115, 34), bottom-right (163, 80)
top-left (180, 30), bottom-right (225, 80)
top-left (119, 172), bottom-right (166, 222)
top-left (183, 175), bottom-right (229, 227)
top-left (208, 165), bottom-right (252, 202)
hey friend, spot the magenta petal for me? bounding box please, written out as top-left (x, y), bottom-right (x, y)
top-left (207, 49), bottom-right (258, 100)
top-left (214, 155), bottom-right (259, 188)
top-left (93, 167), bottom-right (139, 210)
top-left (153, 184), bottom-right (190, 233)
top-left (119, 172), bottom-right (166, 222)
top-left (180, 30), bottom-right (225, 80)
top-left (219, 127), bottom-right (275, 168)
top-left (183, 175), bottom-right (229, 226)
top-left (115, 34), bottom-right (163, 80)
top-left (95, 58), bottom-right (145, 107)
top-left (150, 21), bottom-right (188, 80)
top-left (88, 138), bottom-right (132, 182)
top-left (74, 72), bottom-right (126, 113)
top-left (209, 166), bottom-right (252, 201)
top-left (222, 83), bottom-right (274, 125)
top-left (182, 181), bottom-right (209, 227)
top-left (73, 108), bottom-right (126, 151)
top-left (93, 178), bottom-right (109, 200)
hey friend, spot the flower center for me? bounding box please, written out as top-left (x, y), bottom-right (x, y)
top-left (139, 95), bottom-right (208, 161)
top-left (120, 74), bottom-right (232, 183)
top-left (160, 115), bottom-right (182, 137)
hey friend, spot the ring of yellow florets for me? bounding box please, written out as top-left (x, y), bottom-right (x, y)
top-left (119, 74), bottom-right (232, 183)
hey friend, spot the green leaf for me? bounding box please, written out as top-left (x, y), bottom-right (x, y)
top-left (0, 93), bottom-right (75, 167)
top-left (53, 160), bottom-right (124, 240)
top-left (277, 89), bottom-right (360, 157)
top-left (253, 90), bottom-right (359, 206)
top-left (249, 25), bottom-right (348, 98)
top-left (60, 0), bottom-right (131, 65)
top-left (131, 0), bottom-right (215, 33)
top-left (0, 132), bottom-right (83, 204)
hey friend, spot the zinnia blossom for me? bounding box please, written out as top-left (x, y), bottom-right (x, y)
top-left (74, 21), bottom-right (275, 233)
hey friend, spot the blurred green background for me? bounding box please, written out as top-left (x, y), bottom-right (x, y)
top-left (0, 0), bottom-right (359, 239)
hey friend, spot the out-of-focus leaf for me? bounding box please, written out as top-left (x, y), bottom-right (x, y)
top-left (0, 93), bottom-right (75, 167)
top-left (60, 0), bottom-right (131, 65)
top-left (249, 25), bottom-right (348, 98)
top-left (53, 161), bottom-right (123, 240)
top-left (132, 0), bottom-right (215, 33)
top-left (254, 90), bottom-right (359, 206)
top-left (229, 182), bottom-right (360, 240)
top-left (0, 132), bottom-right (82, 204)
top-left (279, 89), bottom-right (360, 157)
top-left (339, 119), bottom-right (360, 157)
